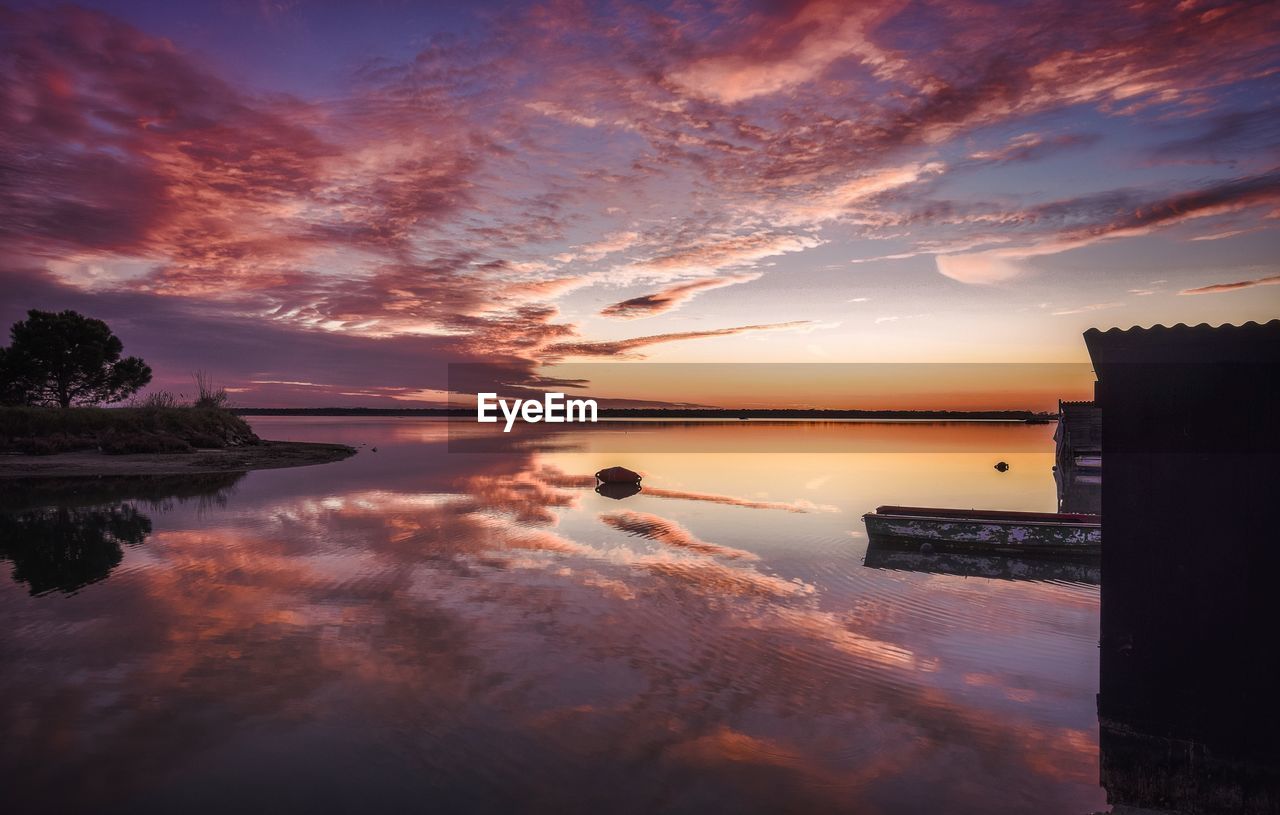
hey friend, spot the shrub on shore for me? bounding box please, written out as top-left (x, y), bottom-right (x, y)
top-left (0, 405), bottom-right (259, 455)
top-left (138, 391), bottom-right (180, 410)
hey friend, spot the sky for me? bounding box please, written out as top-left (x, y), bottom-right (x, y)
top-left (0, 0), bottom-right (1277, 408)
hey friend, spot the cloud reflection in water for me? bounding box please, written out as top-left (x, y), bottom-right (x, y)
top-left (0, 419), bottom-right (1103, 814)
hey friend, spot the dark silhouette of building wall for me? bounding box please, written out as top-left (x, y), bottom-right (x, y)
top-left (1086, 320), bottom-right (1280, 812)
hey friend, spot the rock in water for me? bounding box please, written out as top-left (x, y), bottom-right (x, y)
top-left (596, 482), bottom-right (641, 500)
top-left (596, 466), bottom-right (641, 484)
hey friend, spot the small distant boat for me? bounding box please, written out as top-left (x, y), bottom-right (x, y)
top-left (862, 505), bottom-right (1100, 555)
top-left (596, 466), bottom-right (641, 484)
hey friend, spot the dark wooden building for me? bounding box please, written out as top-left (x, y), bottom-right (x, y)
top-left (1054, 399), bottom-right (1102, 514)
top-left (1054, 399), bottom-right (1101, 467)
top-left (1086, 320), bottom-right (1280, 812)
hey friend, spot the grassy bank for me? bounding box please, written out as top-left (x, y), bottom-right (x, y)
top-left (0, 441), bottom-right (355, 478)
top-left (0, 406), bottom-right (260, 455)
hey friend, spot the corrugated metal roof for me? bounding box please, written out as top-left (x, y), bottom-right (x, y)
top-left (1084, 319), bottom-right (1280, 366)
top-left (1084, 319), bottom-right (1280, 335)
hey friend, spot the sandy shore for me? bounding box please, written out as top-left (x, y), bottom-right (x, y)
top-left (0, 441), bottom-right (356, 479)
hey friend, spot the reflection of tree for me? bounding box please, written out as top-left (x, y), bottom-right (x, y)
top-left (0, 472), bottom-right (244, 596)
top-left (1, 471), bottom-right (246, 514)
top-left (0, 504), bottom-right (151, 595)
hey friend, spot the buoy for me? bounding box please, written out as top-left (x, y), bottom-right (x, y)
top-left (994, 461), bottom-right (1009, 472)
top-left (595, 466), bottom-right (641, 484)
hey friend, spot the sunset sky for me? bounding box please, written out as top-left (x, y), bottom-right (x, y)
top-left (1, 0), bottom-right (1277, 407)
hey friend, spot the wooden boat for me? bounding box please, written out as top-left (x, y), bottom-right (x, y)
top-left (862, 505), bottom-right (1100, 555)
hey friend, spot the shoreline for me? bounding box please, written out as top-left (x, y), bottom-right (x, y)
top-left (0, 440), bottom-right (356, 479)
top-left (237, 407), bottom-right (1054, 421)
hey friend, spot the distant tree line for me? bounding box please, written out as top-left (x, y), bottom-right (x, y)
top-left (0, 310), bottom-right (152, 408)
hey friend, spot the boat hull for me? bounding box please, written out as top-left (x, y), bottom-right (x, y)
top-left (863, 510), bottom-right (1100, 555)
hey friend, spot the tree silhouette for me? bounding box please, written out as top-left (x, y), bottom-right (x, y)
top-left (0, 346), bottom-right (25, 406)
top-left (1, 309), bottom-right (152, 407)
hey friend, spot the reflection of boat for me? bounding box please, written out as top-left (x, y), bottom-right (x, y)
top-left (595, 482), bottom-right (641, 500)
top-left (1073, 455), bottom-right (1101, 471)
top-left (863, 539), bottom-right (1099, 584)
top-left (1054, 461), bottom-right (1101, 514)
top-left (862, 505), bottom-right (1101, 555)
top-left (1055, 399), bottom-right (1101, 470)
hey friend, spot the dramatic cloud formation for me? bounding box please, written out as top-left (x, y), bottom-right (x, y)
top-left (0, 0), bottom-right (1277, 403)
top-left (936, 170), bottom-right (1280, 284)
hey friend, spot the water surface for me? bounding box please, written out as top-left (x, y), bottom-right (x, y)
top-left (1, 419), bottom-right (1104, 814)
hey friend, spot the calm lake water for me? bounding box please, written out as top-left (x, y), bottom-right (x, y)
top-left (1, 419), bottom-right (1105, 814)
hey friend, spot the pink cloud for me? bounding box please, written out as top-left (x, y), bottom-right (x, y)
top-left (543, 321), bottom-right (812, 360)
top-left (1179, 273), bottom-right (1280, 295)
top-left (601, 273), bottom-right (761, 318)
top-left (668, 2), bottom-right (909, 104)
top-left (936, 170), bottom-right (1280, 283)
top-left (616, 233), bottom-right (823, 281)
